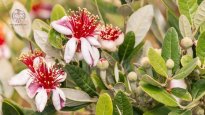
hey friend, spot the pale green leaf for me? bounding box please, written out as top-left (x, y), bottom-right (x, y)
top-left (191, 79), bottom-right (205, 101)
top-left (148, 48), bottom-right (168, 77)
top-left (161, 27), bottom-right (180, 73)
top-left (173, 58), bottom-right (198, 79)
top-left (181, 55), bottom-right (193, 67)
top-left (178, 0), bottom-right (198, 23)
top-left (126, 5), bottom-right (154, 46)
top-left (140, 82), bottom-right (178, 107)
top-left (194, 0), bottom-right (205, 29)
top-left (50, 4), bottom-right (66, 22)
top-left (179, 15), bottom-right (193, 38)
top-left (141, 74), bottom-right (163, 87)
top-left (96, 93), bottom-right (113, 115)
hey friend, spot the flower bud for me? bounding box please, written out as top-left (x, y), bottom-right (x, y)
top-left (97, 58), bottom-right (109, 70)
top-left (127, 71), bottom-right (137, 81)
top-left (181, 37), bottom-right (193, 49)
top-left (166, 59), bottom-right (174, 69)
top-left (140, 57), bottom-right (151, 68)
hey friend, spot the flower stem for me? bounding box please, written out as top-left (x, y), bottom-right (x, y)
top-left (94, 0), bottom-right (105, 24)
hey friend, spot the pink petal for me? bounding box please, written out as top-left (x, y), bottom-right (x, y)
top-left (100, 39), bottom-right (117, 52)
top-left (81, 38), bottom-right (95, 66)
top-left (92, 46), bottom-right (100, 66)
top-left (64, 38), bottom-right (77, 63)
top-left (86, 36), bottom-right (101, 48)
top-left (115, 33), bottom-right (124, 46)
top-left (52, 88), bottom-right (66, 111)
top-left (26, 78), bottom-right (40, 98)
top-left (169, 79), bottom-right (187, 89)
top-left (56, 73), bottom-right (67, 82)
top-left (9, 69), bottom-right (31, 86)
top-left (51, 16), bottom-right (72, 35)
top-left (35, 88), bottom-right (48, 112)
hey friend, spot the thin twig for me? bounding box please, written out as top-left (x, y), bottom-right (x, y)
top-left (94, 0), bottom-right (105, 24)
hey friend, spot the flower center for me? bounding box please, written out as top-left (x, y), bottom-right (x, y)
top-left (68, 8), bottom-right (100, 39)
top-left (19, 50), bottom-right (44, 72)
top-left (32, 63), bottom-right (65, 90)
top-left (100, 25), bottom-right (122, 41)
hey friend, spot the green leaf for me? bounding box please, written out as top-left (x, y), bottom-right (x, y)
top-left (25, 0), bottom-right (32, 12)
top-left (62, 103), bottom-right (89, 111)
top-left (118, 31), bottom-right (135, 62)
top-left (178, 0), bottom-right (198, 23)
top-left (179, 15), bottom-right (193, 38)
top-left (161, 27), bottom-right (180, 72)
top-left (144, 106), bottom-right (172, 115)
top-left (91, 71), bottom-right (106, 90)
top-left (181, 55), bottom-right (193, 67)
top-left (96, 93), bottom-right (113, 115)
top-left (64, 65), bottom-right (97, 96)
top-left (196, 32), bottom-right (205, 64)
top-left (113, 91), bottom-right (133, 115)
top-left (140, 82), bottom-right (178, 107)
top-left (141, 74), bottom-right (163, 87)
top-left (171, 88), bottom-right (192, 101)
top-left (191, 79), bottom-right (205, 101)
top-left (148, 48), bottom-right (168, 77)
top-left (50, 4), bottom-right (66, 22)
top-left (2, 99), bottom-right (24, 115)
top-left (126, 5), bottom-right (154, 46)
top-left (194, 0), bottom-right (205, 29)
top-left (48, 29), bottom-right (63, 49)
top-left (168, 109), bottom-right (192, 115)
top-left (101, 51), bottom-right (117, 67)
top-left (167, 11), bottom-right (182, 38)
top-left (32, 19), bottom-right (50, 32)
top-left (173, 58), bottom-right (198, 79)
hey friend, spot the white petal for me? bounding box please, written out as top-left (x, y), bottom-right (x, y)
top-left (51, 16), bottom-right (72, 35)
top-left (115, 33), bottom-right (124, 46)
top-left (26, 78), bottom-right (40, 98)
top-left (1, 45), bottom-right (11, 59)
top-left (81, 38), bottom-right (95, 66)
top-left (92, 47), bottom-right (100, 66)
top-left (64, 38), bottom-right (77, 63)
top-left (33, 57), bottom-right (44, 70)
top-left (35, 88), bottom-right (48, 112)
top-left (52, 88), bottom-right (66, 111)
top-left (169, 79), bottom-right (187, 89)
top-left (87, 36), bottom-right (101, 47)
top-left (9, 69), bottom-right (31, 86)
top-left (56, 73), bottom-right (67, 82)
top-left (100, 39), bottom-right (117, 52)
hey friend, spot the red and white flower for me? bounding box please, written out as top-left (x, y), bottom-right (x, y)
top-left (9, 50), bottom-right (66, 112)
top-left (0, 28), bottom-right (10, 59)
top-left (51, 8), bottom-right (100, 66)
top-left (30, 2), bottom-right (52, 19)
top-left (99, 25), bottom-right (124, 52)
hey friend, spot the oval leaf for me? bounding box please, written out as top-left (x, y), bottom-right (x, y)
top-left (113, 91), bottom-right (133, 115)
top-left (173, 58), bottom-right (198, 79)
top-left (148, 48), bottom-right (168, 77)
top-left (96, 93), bottom-right (113, 115)
top-left (2, 99), bottom-right (24, 115)
top-left (178, 0), bottom-right (198, 23)
top-left (64, 65), bottom-right (97, 96)
top-left (32, 19), bottom-right (50, 31)
top-left (62, 88), bottom-right (96, 102)
top-left (140, 82), bottom-right (178, 107)
top-left (171, 88), bottom-right (192, 101)
top-left (126, 5), bottom-right (154, 46)
top-left (118, 31), bottom-right (135, 62)
top-left (33, 30), bottom-right (62, 58)
top-left (179, 15), bottom-right (193, 38)
top-left (48, 29), bottom-right (63, 49)
top-left (194, 0), bottom-right (205, 29)
top-left (141, 74), bottom-right (163, 87)
top-left (161, 27), bottom-right (180, 73)
top-left (50, 4), bottom-right (66, 22)
top-left (10, 1), bottom-right (31, 38)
